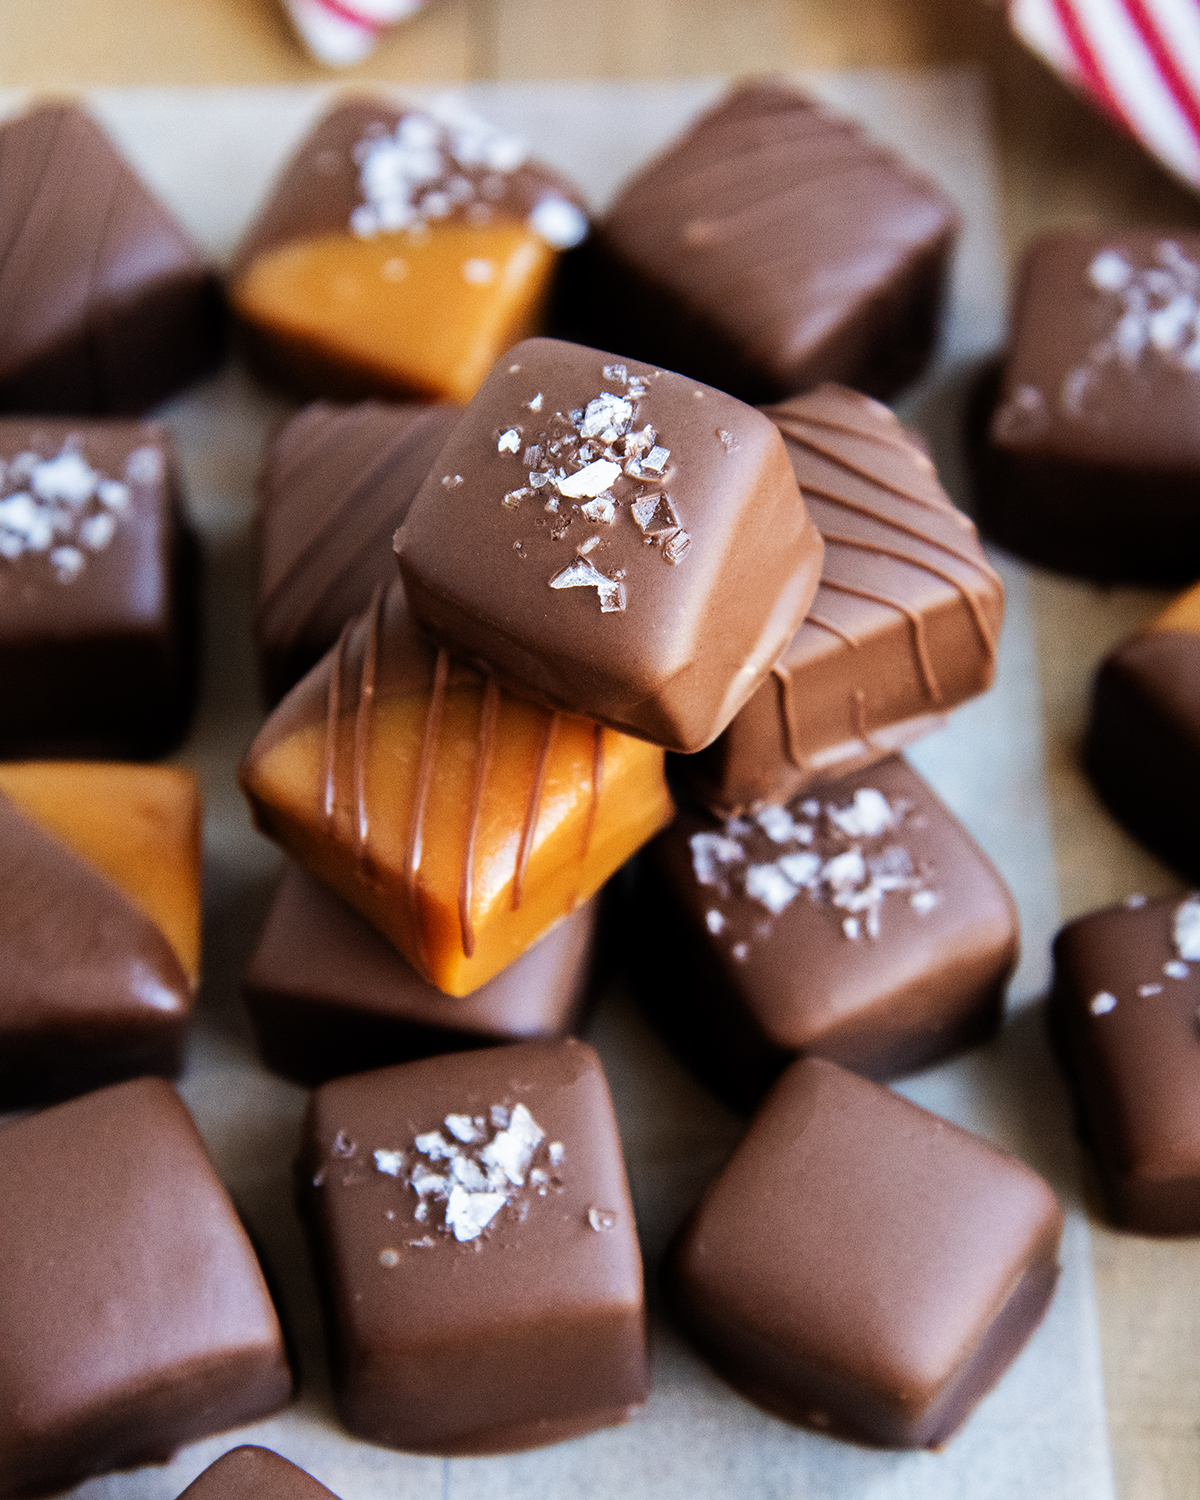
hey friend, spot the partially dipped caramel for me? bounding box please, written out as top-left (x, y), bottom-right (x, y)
top-left (230, 98), bottom-right (588, 404)
top-left (240, 580), bottom-right (672, 996)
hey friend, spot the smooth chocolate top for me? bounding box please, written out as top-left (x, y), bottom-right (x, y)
top-left (671, 1056), bottom-right (1063, 1441)
top-left (991, 230), bottom-right (1200, 470)
top-left (0, 102), bottom-right (216, 413)
top-left (231, 95), bottom-right (588, 275)
top-left (0, 789), bottom-right (189, 1035)
top-left (395, 337), bottom-right (823, 752)
top-left (595, 80), bottom-right (958, 398)
top-left (0, 1078), bottom-right (292, 1498)
top-left (177, 1448), bottom-right (342, 1500)
top-left (255, 399), bottom-right (459, 704)
top-left (684, 386), bottom-right (1003, 810)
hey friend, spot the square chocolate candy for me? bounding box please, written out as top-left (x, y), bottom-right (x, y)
top-left (666, 1056), bottom-right (1063, 1448)
top-left (630, 756), bottom-right (1017, 1111)
top-left (679, 384), bottom-right (1004, 812)
top-left (0, 1078), bottom-right (292, 1499)
top-left (979, 230), bottom-right (1200, 582)
top-left (175, 1447), bottom-right (341, 1500)
top-left (0, 102), bottom-right (224, 415)
top-left (255, 399), bottom-right (460, 706)
top-left (0, 418), bottom-right (198, 755)
top-left (297, 1038), bottom-right (648, 1454)
top-left (1050, 893), bottom-right (1200, 1233)
top-left (394, 337), bottom-right (823, 752)
top-left (243, 861), bottom-right (598, 1086)
top-left (565, 80), bottom-right (959, 403)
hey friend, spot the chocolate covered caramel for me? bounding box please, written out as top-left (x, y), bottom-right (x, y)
top-left (240, 579), bottom-right (671, 996)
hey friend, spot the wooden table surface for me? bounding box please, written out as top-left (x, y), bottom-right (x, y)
top-left (3, 2), bottom-right (1198, 1495)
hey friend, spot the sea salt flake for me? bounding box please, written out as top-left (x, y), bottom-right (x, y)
top-left (706, 908), bottom-right (726, 934)
top-left (503, 488), bottom-right (529, 508)
top-left (580, 394), bottom-right (633, 440)
top-left (442, 473), bottom-right (463, 488)
top-left (446, 1185), bottom-right (506, 1241)
top-left (663, 529), bottom-right (691, 564)
top-left (823, 849), bottom-right (867, 891)
top-left (630, 493), bottom-right (680, 537)
top-left (557, 458), bottom-right (622, 499)
top-left (602, 364), bottom-right (627, 384)
top-left (497, 428), bottom-right (521, 453)
top-left (911, 889), bottom-right (939, 914)
top-left (843, 917), bottom-right (861, 940)
top-left (79, 512), bottom-right (115, 551)
top-left (587, 1207), bottom-right (617, 1231)
top-left (480, 1102), bottom-right (544, 1186)
top-left (828, 788), bottom-right (895, 839)
top-left (490, 1104), bottom-right (510, 1128)
top-left (530, 196), bottom-right (588, 248)
top-left (1165, 960), bottom-right (1190, 980)
top-left (445, 1113), bottom-right (483, 1144)
top-left (332, 1130), bottom-right (357, 1158)
top-left (414, 1130), bottom-right (456, 1160)
top-left (1126, 893), bottom-right (1148, 908)
top-left (31, 450), bottom-right (98, 507)
top-left (450, 1155), bottom-right (490, 1190)
top-left (125, 446), bottom-right (163, 484)
top-left (373, 1148), bottom-right (404, 1176)
top-left (641, 445), bottom-right (670, 475)
top-left (755, 805), bottom-right (801, 842)
top-left (411, 1170), bottom-right (447, 1198)
top-left (732, 942), bottom-right (749, 962)
top-left (97, 480), bottom-right (131, 512)
top-left (1174, 897), bottom-right (1200, 959)
top-left (527, 393), bottom-right (544, 412)
top-left (1139, 984), bottom-right (1164, 997)
top-left (716, 429), bottom-right (737, 451)
top-left (690, 831), bottom-right (745, 886)
top-left (1089, 250), bottom-right (1132, 292)
top-left (548, 555), bottom-right (625, 612)
top-left (1090, 991), bottom-right (1118, 1015)
top-left (745, 862), bottom-right (799, 915)
top-left (580, 495), bottom-right (615, 524)
top-left (379, 1248), bottom-right (400, 1267)
top-left (778, 851), bottom-right (820, 887)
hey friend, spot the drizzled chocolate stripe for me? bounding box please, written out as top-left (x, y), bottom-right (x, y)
top-left (771, 413), bottom-right (954, 517)
top-left (322, 620), bottom-right (351, 823)
top-left (580, 721), bottom-right (605, 864)
top-left (352, 584), bottom-right (385, 854)
top-left (820, 577), bottom-right (942, 702)
top-left (459, 675), bottom-right (499, 959)
top-left (405, 647), bottom-right (449, 971)
top-left (513, 712), bottom-right (559, 912)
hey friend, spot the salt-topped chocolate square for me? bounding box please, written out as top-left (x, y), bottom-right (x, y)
top-left (394, 337), bottom-right (823, 752)
top-left (0, 1078), bottom-right (292, 1498)
top-left (297, 1038), bottom-right (648, 1454)
top-left (176, 1447), bottom-right (343, 1500)
top-left (0, 102), bottom-right (223, 415)
top-left (629, 756), bottom-right (1017, 1111)
top-left (980, 230), bottom-right (1200, 581)
top-left (564, 80), bottom-right (959, 402)
top-left (0, 417), bottom-right (197, 755)
top-left (255, 399), bottom-right (460, 705)
top-left (1051, 893), bottom-right (1200, 1233)
top-left (667, 1056), bottom-right (1063, 1448)
top-left (243, 862), bottom-right (598, 1085)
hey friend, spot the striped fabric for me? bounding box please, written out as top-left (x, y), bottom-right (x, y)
top-left (1011, 0), bottom-right (1200, 187)
top-left (282, 0), bottom-right (427, 65)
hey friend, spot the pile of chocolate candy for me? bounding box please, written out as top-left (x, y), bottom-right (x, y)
top-left (3, 78), bottom-right (1119, 1499)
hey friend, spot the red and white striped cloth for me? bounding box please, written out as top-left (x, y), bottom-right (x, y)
top-left (282, 0), bottom-right (429, 65)
top-left (1011, 0), bottom-right (1200, 187)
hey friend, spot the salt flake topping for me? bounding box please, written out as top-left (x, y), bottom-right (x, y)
top-left (0, 441), bottom-right (154, 582)
top-left (1174, 896), bottom-right (1200, 960)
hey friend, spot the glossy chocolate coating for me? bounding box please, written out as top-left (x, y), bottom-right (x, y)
top-left (0, 1078), bottom-right (292, 1499)
top-left (0, 790), bottom-right (191, 1108)
top-left (244, 861), bottom-right (598, 1085)
top-left (629, 756), bottom-right (1017, 1112)
top-left (979, 230), bottom-right (1200, 582)
top-left (297, 1038), bottom-right (648, 1455)
top-left (0, 417), bottom-right (198, 756)
top-left (667, 1056), bottom-right (1063, 1448)
top-left (1087, 625), bottom-right (1200, 881)
top-left (177, 1448), bottom-right (342, 1500)
top-left (255, 399), bottom-right (459, 705)
top-left (395, 337), bottom-right (823, 752)
top-left (0, 102), bottom-right (223, 415)
top-left (1050, 895), bottom-right (1200, 1233)
top-left (563, 80), bottom-right (959, 403)
top-left (680, 385), bottom-right (1003, 812)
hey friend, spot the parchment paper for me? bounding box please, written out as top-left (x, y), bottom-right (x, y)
top-left (0, 73), bottom-right (1115, 1500)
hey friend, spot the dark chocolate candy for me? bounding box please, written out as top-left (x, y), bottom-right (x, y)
top-left (680, 385), bottom-right (1004, 812)
top-left (629, 756), bottom-right (1017, 1112)
top-left (176, 1447), bottom-right (341, 1500)
top-left (0, 101), bottom-right (224, 416)
top-left (255, 399), bottom-right (459, 706)
top-left (1050, 893), bottom-right (1200, 1233)
top-left (297, 1038), bottom-right (648, 1455)
top-left (229, 96), bottom-right (588, 404)
top-left (563, 80), bottom-right (959, 403)
top-left (243, 860), bottom-right (598, 1086)
top-left (1086, 586), bottom-right (1200, 881)
top-left (666, 1055), bottom-right (1064, 1448)
top-left (395, 337), bottom-right (823, 752)
top-left (0, 789), bottom-right (191, 1108)
top-left (0, 417), bottom-right (198, 756)
top-left (0, 1077), bottom-right (292, 1499)
top-left (979, 230), bottom-right (1200, 582)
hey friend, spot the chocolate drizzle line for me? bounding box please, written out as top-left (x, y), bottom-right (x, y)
top-left (352, 584), bottom-right (384, 855)
top-left (580, 721), bottom-right (605, 864)
top-left (771, 411), bottom-right (950, 515)
top-left (513, 711), bottom-right (558, 911)
top-left (458, 674), bottom-right (499, 959)
top-left (322, 620), bottom-right (351, 823)
top-left (821, 577), bottom-right (942, 702)
top-left (804, 612), bottom-right (859, 647)
top-left (404, 647), bottom-right (449, 968)
top-left (772, 663), bottom-right (806, 771)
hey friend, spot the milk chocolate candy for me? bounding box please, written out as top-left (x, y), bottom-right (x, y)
top-left (255, 398), bottom-right (459, 706)
top-left (244, 861), bottom-right (598, 1086)
top-left (979, 231), bottom-right (1200, 582)
top-left (240, 578), bottom-right (672, 996)
top-left (564, 80), bottom-right (959, 403)
top-left (0, 1077), bottom-right (292, 1499)
top-left (395, 338), bottom-right (823, 752)
top-left (0, 102), bottom-right (223, 415)
top-left (230, 97), bottom-right (588, 405)
top-left (629, 757), bottom-right (1017, 1112)
top-left (0, 418), bottom-right (198, 756)
top-left (1086, 584), bottom-right (1200, 880)
top-left (297, 1038), bottom-right (648, 1454)
top-left (1050, 893), bottom-right (1200, 1233)
top-left (666, 1056), bottom-right (1063, 1448)
top-left (176, 1448), bottom-right (341, 1500)
top-left (681, 385), bottom-right (1004, 813)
